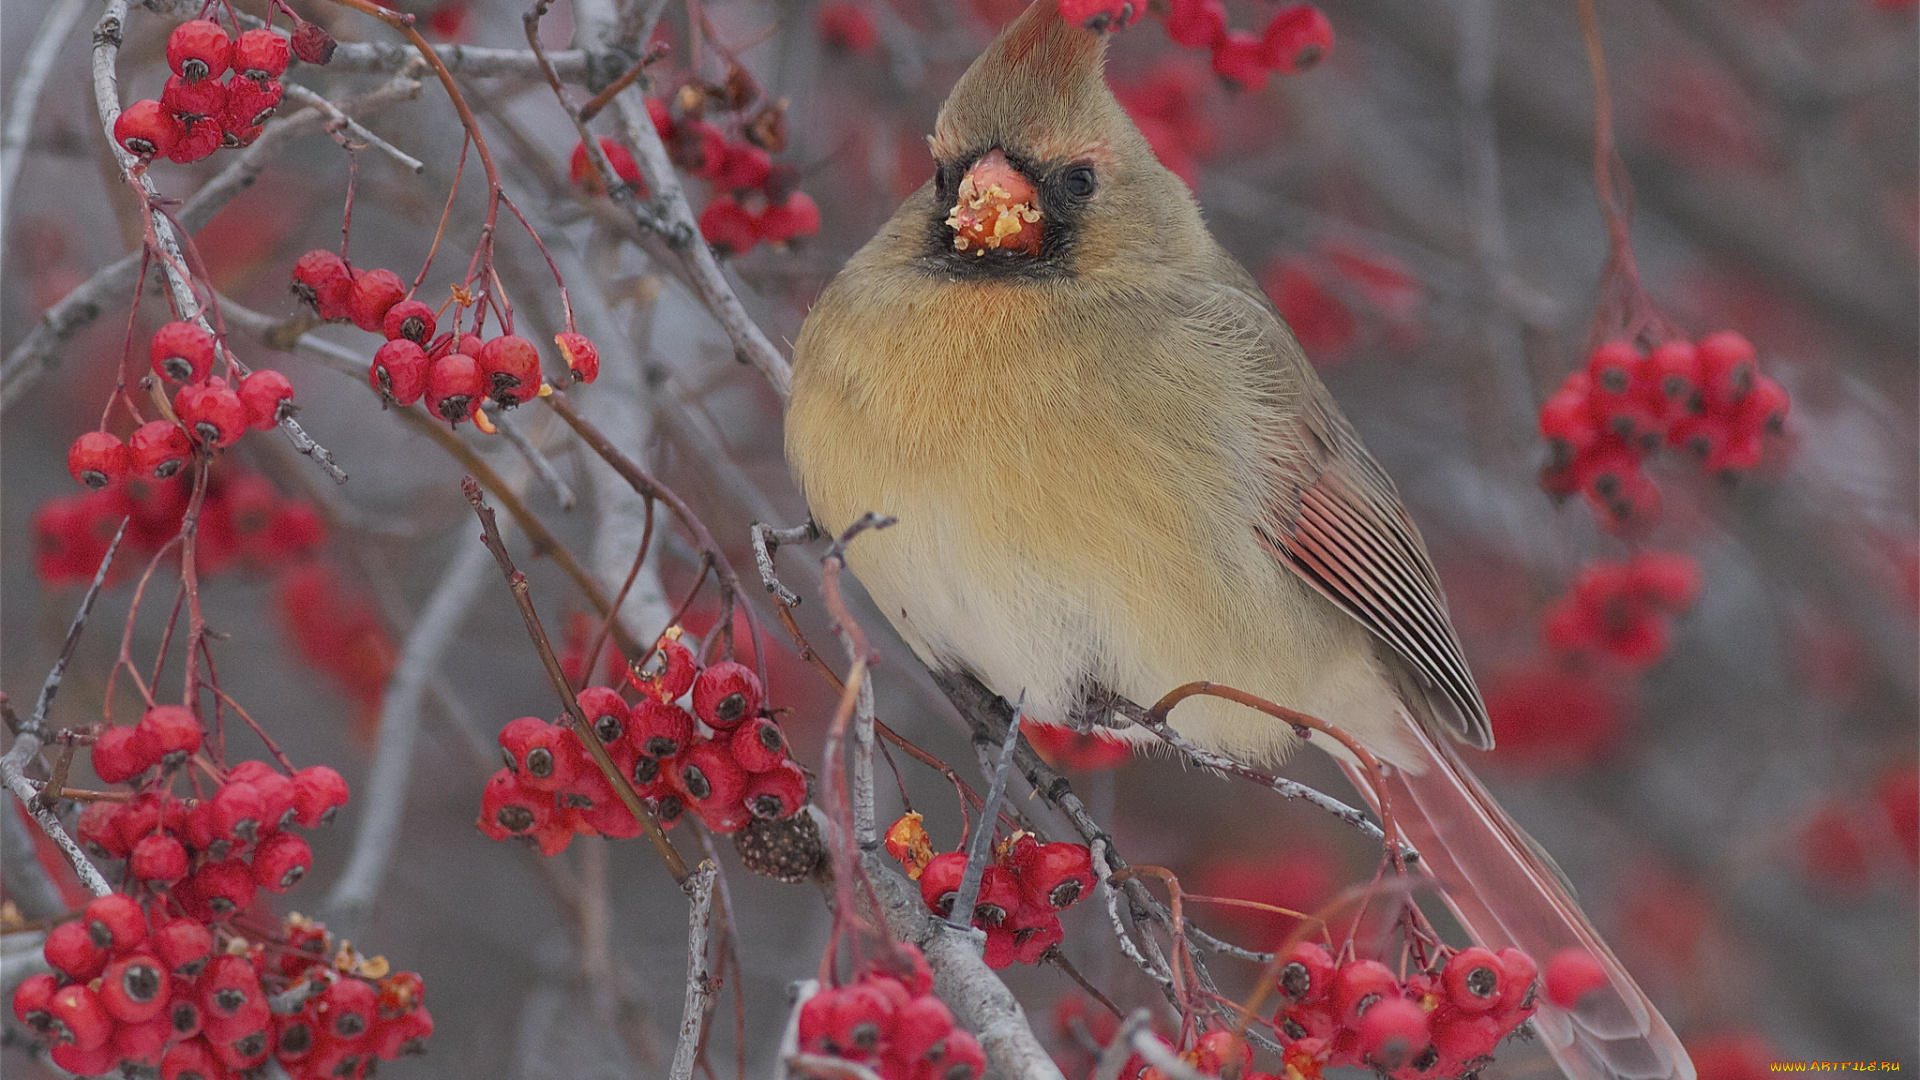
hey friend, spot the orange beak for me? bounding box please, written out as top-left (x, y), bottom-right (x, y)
top-left (944, 149), bottom-right (1044, 256)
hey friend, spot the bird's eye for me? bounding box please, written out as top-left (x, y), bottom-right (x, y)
top-left (1063, 164), bottom-right (1097, 198)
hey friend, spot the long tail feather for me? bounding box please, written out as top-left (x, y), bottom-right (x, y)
top-left (1338, 722), bottom-right (1694, 1080)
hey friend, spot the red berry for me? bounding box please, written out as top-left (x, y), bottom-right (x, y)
top-left (175, 378), bottom-right (248, 448)
top-left (816, 3), bottom-right (880, 53)
top-left (85, 892), bottom-right (149, 951)
top-left (826, 982), bottom-right (895, 1055)
top-left (162, 74), bottom-right (228, 126)
top-left (1015, 841), bottom-right (1095, 911)
top-left (1442, 946), bottom-right (1504, 1013)
top-left (919, 850), bottom-right (969, 918)
top-left (554, 331), bottom-right (600, 384)
top-left (135, 704), bottom-right (204, 764)
top-left (275, 1008), bottom-right (320, 1062)
top-left (190, 858), bottom-right (257, 920)
top-left (889, 992), bottom-right (957, 1062)
top-left (671, 120), bottom-right (728, 180)
top-left (233, 30), bottom-right (291, 82)
top-left (290, 20), bottom-right (337, 65)
top-left (371, 338), bottom-right (431, 406)
top-left (236, 369), bottom-right (295, 431)
top-left (743, 759), bottom-right (807, 819)
top-left (114, 99), bottom-right (178, 159)
top-left (68, 431), bottom-right (131, 489)
top-left (370, 1004), bottom-right (434, 1059)
top-left (1261, 5), bottom-right (1334, 73)
top-left (1586, 340), bottom-right (1643, 399)
top-left (132, 832), bottom-right (190, 887)
top-left (576, 686), bottom-right (628, 746)
top-left (151, 321), bottom-right (217, 384)
top-left (1194, 1030), bottom-right (1253, 1078)
top-left (969, 864), bottom-right (1023, 928)
top-left (209, 1021), bottom-right (272, 1071)
top-left (49, 983), bottom-right (115, 1050)
top-left (568, 137), bottom-right (645, 194)
top-left (128, 420), bottom-right (193, 479)
top-left (198, 955), bottom-right (264, 1021)
top-left (292, 765), bottom-right (349, 827)
top-left (209, 780), bottom-right (268, 847)
top-left (425, 352), bottom-right (483, 424)
top-left (1736, 373), bottom-right (1790, 435)
top-left (1210, 30), bottom-right (1270, 90)
top-left (1355, 995), bottom-right (1428, 1070)
top-left (628, 636), bottom-right (698, 702)
top-left (630, 699), bottom-right (695, 760)
top-left (698, 195), bottom-right (760, 256)
top-left (941, 1028), bottom-right (986, 1080)
top-left (477, 335), bottom-right (543, 406)
top-left (321, 978), bottom-right (378, 1044)
top-left (93, 724), bottom-right (159, 783)
top-left (50, 1041), bottom-right (121, 1076)
top-left (1278, 941), bottom-right (1337, 1004)
top-left (223, 77), bottom-right (283, 131)
top-left (100, 954), bottom-right (171, 1024)
top-left (152, 919), bottom-right (215, 977)
top-left (347, 268), bottom-right (407, 333)
top-left (498, 716), bottom-right (578, 792)
top-left (1696, 330), bottom-right (1756, 408)
top-left (730, 717), bottom-right (788, 773)
top-left (1543, 948), bottom-right (1609, 1009)
top-left (78, 799), bottom-right (127, 859)
top-left (1332, 958), bottom-right (1398, 1025)
top-left (382, 299), bottom-right (437, 344)
top-left (1647, 340), bottom-right (1701, 409)
top-left (674, 739), bottom-right (748, 808)
top-left (13, 972), bottom-right (60, 1039)
top-left (715, 143), bottom-right (772, 191)
top-left (252, 831), bottom-right (312, 892)
top-left (1491, 947), bottom-right (1540, 1019)
top-left (167, 115), bottom-right (225, 163)
top-left (162, 1034), bottom-right (219, 1079)
top-left (477, 768), bottom-right (551, 841)
top-left (168, 20), bottom-right (232, 81)
top-left (45, 919), bottom-right (110, 982)
top-left (291, 249), bottom-right (354, 320)
top-left (691, 660), bottom-right (762, 729)
top-left (759, 191), bottom-right (821, 245)
top-left (1166, 0), bottom-right (1227, 48)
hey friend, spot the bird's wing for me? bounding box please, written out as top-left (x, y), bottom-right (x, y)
top-left (1227, 285), bottom-right (1493, 749)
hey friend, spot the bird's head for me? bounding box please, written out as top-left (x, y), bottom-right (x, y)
top-left (921, 0), bottom-right (1202, 280)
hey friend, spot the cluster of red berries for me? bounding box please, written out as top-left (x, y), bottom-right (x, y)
top-left (64, 321), bottom-right (295, 492)
top-left (613, 94), bottom-right (819, 255)
top-left (113, 20), bottom-right (291, 165)
top-left (287, 249), bottom-right (600, 424)
top-left (35, 466), bottom-right (325, 587)
top-left (77, 724), bottom-right (346, 904)
top-left (892, 825), bottom-right (1096, 970)
top-left (1539, 332), bottom-right (1790, 535)
top-left (1543, 551), bottom-right (1701, 669)
top-left (1268, 942), bottom-right (1548, 1079)
top-left (479, 635), bottom-right (806, 854)
top-left (12, 903), bottom-right (429, 1080)
top-left (795, 946), bottom-right (986, 1080)
top-left (1160, 1), bottom-right (1333, 90)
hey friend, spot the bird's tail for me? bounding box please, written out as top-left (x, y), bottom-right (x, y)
top-left (1336, 721), bottom-right (1695, 1080)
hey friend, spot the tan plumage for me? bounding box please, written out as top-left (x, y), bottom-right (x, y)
top-left (786, 4), bottom-right (1691, 1079)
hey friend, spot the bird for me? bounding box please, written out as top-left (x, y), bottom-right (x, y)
top-left (783, 3), bottom-right (1693, 1079)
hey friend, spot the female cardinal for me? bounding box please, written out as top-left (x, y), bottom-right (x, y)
top-left (785, 3), bottom-right (1691, 1079)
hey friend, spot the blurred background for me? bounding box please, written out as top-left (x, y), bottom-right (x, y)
top-left (3, 0), bottom-right (1915, 1076)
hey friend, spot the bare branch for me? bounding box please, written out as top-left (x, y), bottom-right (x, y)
top-left (669, 861), bottom-right (719, 1080)
top-left (0, 0), bottom-right (89, 269)
top-left (947, 706), bottom-right (1021, 934)
top-left (493, 410), bottom-right (578, 512)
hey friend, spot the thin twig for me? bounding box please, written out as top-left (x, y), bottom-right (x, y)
top-left (280, 81), bottom-right (426, 173)
top-left (669, 862), bottom-right (719, 1080)
top-left (948, 706), bottom-right (1022, 933)
top-left (493, 409), bottom-right (578, 511)
top-left (1091, 1012), bottom-right (1156, 1080)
